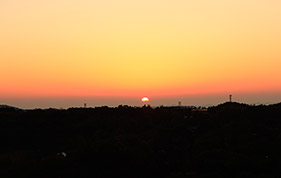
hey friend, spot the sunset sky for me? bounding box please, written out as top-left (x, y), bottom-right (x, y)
top-left (1, 0), bottom-right (281, 108)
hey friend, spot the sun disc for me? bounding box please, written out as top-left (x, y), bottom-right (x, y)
top-left (141, 97), bottom-right (149, 102)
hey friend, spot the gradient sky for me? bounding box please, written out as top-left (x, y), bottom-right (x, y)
top-left (1, 0), bottom-right (281, 108)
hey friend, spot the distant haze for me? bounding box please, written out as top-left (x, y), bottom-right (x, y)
top-left (1, 92), bottom-right (280, 109)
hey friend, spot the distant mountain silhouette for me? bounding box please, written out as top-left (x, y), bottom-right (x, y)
top-left (0, 104), bottom-right (20, 110)
top-left (270, 102), bottom-right (281, 108)
top-left (208, 102), bottom-right (249, 111)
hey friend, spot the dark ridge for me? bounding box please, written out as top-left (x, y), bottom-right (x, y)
top-left (1, 102), bottom-right (281, 177)
top-left (270, 102), bottom-right (281, 108)
top-left (0, 104), bottom-right (21, 111)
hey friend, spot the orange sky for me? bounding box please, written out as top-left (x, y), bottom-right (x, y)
top-left (0, 0), bottom-right (281, 107)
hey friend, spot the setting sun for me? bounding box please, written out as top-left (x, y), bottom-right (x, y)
top-left (141, 97), bottom-right (149, 102)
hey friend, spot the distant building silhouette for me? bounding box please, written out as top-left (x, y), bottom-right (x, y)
top-left (229, 95), bottom-right (232, 102)
top-left (178, 101), bottom-right (181, 107)
top-left (84, 103), bottom-right (87, 108)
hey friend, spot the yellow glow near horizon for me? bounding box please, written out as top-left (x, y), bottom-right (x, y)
top-left (0, 0), bottom-right (281, 99)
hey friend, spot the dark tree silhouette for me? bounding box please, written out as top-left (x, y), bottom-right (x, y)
top-left (0, 102), bottom-right (281, 177)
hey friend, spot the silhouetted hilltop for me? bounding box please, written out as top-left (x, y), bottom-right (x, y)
top-left (0, 104), bottom-right (17, 109)
top-left (270, 102), bottom-right (281, 109)
top-left (210, 102), bottom-right (249, 110)
top-left (1, 103), bottom-right (281, 178)
top-left (0, 104), bottom-right (21, 111)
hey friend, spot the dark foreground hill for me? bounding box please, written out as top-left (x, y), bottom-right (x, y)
top-left (1, 103), bottom-right (281, 178)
